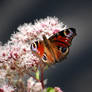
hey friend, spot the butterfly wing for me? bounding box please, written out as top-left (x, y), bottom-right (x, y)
top-left (49, 28), bottom-right (76, 47)
top-left (31, 40), bottom-right (44, 58)
top-left (31, 38), bottom-right (56, 64)
top-left (48, 28), bottom-right (76, 62)
top-left (31, 28), bottom-right (76, 64)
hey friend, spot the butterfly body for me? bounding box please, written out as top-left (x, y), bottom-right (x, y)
top-left (31, 28), bottom-right (76, 65)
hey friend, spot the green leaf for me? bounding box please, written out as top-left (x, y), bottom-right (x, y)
top-left (47, 87), bottom-right (55, 92)
top-left (35, 70), bottom-right (40, 80)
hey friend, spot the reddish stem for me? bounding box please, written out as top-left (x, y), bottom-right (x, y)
top-left (40, 67), bottom-right (44, 89)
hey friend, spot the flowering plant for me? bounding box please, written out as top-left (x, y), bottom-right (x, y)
top-left (0, 17), bottom-right (66, 92)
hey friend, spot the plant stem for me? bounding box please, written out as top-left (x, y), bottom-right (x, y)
top-left (40, 67), bottom-right (44, 89)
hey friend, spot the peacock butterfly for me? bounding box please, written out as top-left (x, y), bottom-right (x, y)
top-left (31, 28), bottom-right (76, 64)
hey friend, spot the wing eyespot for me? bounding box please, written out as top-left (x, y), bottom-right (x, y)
top-left (57, 46), bottom-right (69, 55)
top-left (42, 53), bottom-right (47, 62)
top-left (31, 43), bottom-right (37, 52)
top-left (64, 29), bottom-right (73, 37)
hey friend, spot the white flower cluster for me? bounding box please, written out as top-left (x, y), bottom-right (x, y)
top-left (0, 17), bottom-right (66, 91)
top-left (27, 77), bottom-right (43, 92)
top-left (0, 17), bottom-right (67, 68)
top-left (27, 77), bottom-right (63, 92)
top-left (0, 84), bottom-right (14, 92)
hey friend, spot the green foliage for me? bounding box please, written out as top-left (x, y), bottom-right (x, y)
top-left (47, 87), bottom-right (55, 92)
top-left (35, 70), bottom-right (40, 80)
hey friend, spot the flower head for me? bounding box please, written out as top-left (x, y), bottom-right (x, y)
top-left (0, 17), bottom-right (67, 69)
top-left (54, 87), bottom-right (63, 92)
top-left (0, 17), bottom-right (66, 91)
top-left (27, 77), bottom-right (43, 92)
top-left (0, 85), bottom-right (14, 92)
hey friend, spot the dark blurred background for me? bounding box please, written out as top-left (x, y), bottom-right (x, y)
top-left (0, 0), bottom-right (92, 92)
